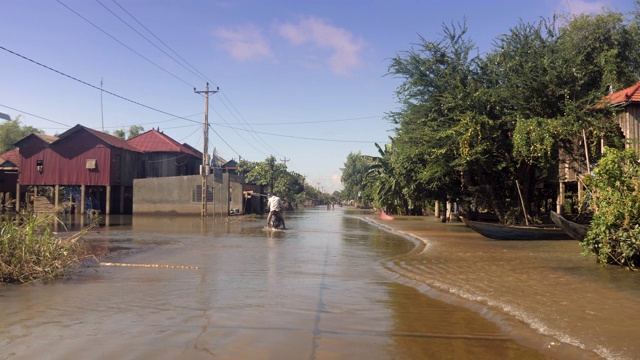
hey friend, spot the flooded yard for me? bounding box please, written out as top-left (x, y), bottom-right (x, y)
top-left (2, 207), bottom-right (629, 359)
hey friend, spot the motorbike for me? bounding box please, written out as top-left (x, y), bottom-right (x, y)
top-left (269, 210), bottom-right (284, 229)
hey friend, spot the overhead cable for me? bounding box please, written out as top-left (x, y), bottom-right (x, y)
top-left (0, 45), bottom-right (200, 124)
top-left (110, 0), bottom-right (214, 86)
top-left (0, 103), bottom-right (72, 128)
top-left (56, 0), bottom-right (194, 88)
top-left (97, 0), bottom-right (209, 85)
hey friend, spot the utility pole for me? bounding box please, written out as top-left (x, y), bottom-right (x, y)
top-left (195, 83), bottom-right (219, 218)
top-left (280, 157), bottom-right (290, 166)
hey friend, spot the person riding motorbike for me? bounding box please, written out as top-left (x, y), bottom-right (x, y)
top-left (266, 193), bottom-right (286, 229)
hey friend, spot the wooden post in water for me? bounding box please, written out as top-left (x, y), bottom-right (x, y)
top-left (106, 185), bottom-right (111, 215)
top-left (516, 180), bottom-right (529, 225)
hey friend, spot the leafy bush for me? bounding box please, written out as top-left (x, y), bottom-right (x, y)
top-left (1, 212), bottom-right (91, 283)
top-left (582, 147), bottom-right (640, 268)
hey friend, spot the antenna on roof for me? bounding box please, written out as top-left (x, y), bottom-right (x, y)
top-left (100, 78), bottom-right (104, 131)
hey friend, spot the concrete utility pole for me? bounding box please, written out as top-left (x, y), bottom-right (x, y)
top-left (195, 83), bottom-right (219, 218)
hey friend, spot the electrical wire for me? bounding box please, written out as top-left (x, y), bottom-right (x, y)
top-left (206, 100), bottom-right (268, 157)
top-left (0, 103), bottom-right (71, 128)
top-left (0, 45), bottom-right (201, 125)
top-left (96, 0), bottom-right (209, 85)
top-left (212, 123), bottom-right (382, 143)
top-left (208, 123), bottom-right (240, 157)
top-left (217, 93), bottom-right (283, 157)
top-left (56, 0), bottom-right (195, 88)
top-left (211, 115), bottom-right (383, 126)
top-left (101, 0), bottom-right (282, 158)
top-left (110, 0), bottom-right (213, 86)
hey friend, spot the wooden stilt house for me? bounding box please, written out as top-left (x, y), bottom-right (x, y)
top-left (0, 148), bottom-right (20, 211)
top-left (557, 81), bottom-right (640, 213)
top-left (603, 81), bottom-right (640, 151)
top-left (15, 125), bottom-right (140, 214)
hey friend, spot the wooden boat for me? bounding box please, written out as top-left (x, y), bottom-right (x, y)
top-left (550, 211), bottom-right (589, 241)
top-left (461, 217), bottom-right (573, 240)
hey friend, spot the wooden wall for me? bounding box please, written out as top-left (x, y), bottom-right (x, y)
top-left (616, 104), bottom-right (640, 152)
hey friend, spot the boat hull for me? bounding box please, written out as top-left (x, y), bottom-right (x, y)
top-left (550, 211), bottom-right (589, 241)
top-left (462, 217), bottom-right (573, 240)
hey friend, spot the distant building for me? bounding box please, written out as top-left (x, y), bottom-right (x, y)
top-left (12, 124), bottom-right (204, 214)
top-left (0, 148), bottom-right (20, 211)
top-left (126, 128), bottom-right (202, 178)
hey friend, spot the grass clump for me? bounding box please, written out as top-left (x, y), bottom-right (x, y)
top-left (1, 212), bottom-right (92, 284)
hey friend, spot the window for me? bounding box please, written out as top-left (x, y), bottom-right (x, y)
top-left (86, 159), bottom-right (97, 169)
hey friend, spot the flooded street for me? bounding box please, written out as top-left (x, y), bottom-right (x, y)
top-left (0, 207), bottom-right (637, 359)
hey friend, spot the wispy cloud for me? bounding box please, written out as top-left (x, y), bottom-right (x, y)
top-left (214, 25), bottom-right (274, 61)
top-left (277, 16), bottom-right (366, 75)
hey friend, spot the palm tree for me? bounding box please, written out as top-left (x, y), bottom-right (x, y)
top-left (365, 143), bottom-right (405, 214)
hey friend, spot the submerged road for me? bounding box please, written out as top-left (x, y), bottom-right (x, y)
top-left (0, 207), bottom-right (552, 359)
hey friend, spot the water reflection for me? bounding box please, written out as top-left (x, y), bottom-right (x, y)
top-left (0, 207), bottom-right (595, 359)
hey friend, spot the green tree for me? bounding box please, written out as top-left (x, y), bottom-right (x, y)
top-left (387, 20), bottom-right (480, 213)
top-left (112, 129), bottom-right (126, 140)
top-left (365, 143), bottom-right (406, 214)
top-left (109, 125), bottom-right (145, 140)
top-left (245, 156), bottom-right (285, 194)
top-left (128, 125), bottom-right (144, 139)
top-left (340, 151), bottom-right (373, 204)
top-left (583, 147), bottom-right (640, 268)
top-left (384, 10), bottom-right (640, 223)
top-left (0, 116), bottom-right (43, 153)
top-left (243, 156), bottom-right (306, 207)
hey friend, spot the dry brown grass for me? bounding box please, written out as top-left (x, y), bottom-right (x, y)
top-left (1, 212), bottom-right (96, 284)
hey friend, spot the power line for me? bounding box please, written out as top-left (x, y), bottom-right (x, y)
top-left (208, 124), bottom-right (240, 164)
top-left (0, 103), bottom-right (72, 128)
top-left (0, 45), bottom-right (201, 125)
top-left (206, 100), bottom-right (269, 158)
top-left (212, 115), bottom-right (384, 126)
top-left (102, 113), bottom-right (203, 129)
top-left (101, 0), bottom-right (268, 158)
top-left (104, 0), bottom-right (281, 158)
top-left (110, 0), bottom-right (213, 86)
top-left (219, 95), bottom-right (280, 155)
top-left (56, 0), bottom-right (194, 88)
top-left (96, 0), bottom-right (209, 85)
top-left (212, 123), bottom-right (383, 143)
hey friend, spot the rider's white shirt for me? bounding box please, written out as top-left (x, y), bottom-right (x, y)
top-left (268, 196), bottom-right (282, 211)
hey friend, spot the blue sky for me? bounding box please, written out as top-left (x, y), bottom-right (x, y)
top-left (1, 0), bottom-right (635, 193)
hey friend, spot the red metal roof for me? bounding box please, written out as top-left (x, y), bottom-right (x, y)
top-left (127, 129), bottom-right (201, 158)
top-left (14, 133), bottom-right (59, 147)
top-left (603, 81), bottom-right (640, 105)
top-left (34, 134), bottom-right (58, 144)
top-left (0, 148), bottom-right (20, 167)
top-left (54, 125), bottom-right (141, 152)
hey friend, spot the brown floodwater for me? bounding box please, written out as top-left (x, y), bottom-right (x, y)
top-left (0, 207), bottom-right (636, 359)
top-left (370, 215), bottom-right (640, 360)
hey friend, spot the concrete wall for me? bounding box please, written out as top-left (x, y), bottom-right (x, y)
top-left (133, 174), bottom-right (243, 216)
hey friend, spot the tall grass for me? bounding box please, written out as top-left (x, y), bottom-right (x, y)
top-left (0, 212), bottom-right (93, 284)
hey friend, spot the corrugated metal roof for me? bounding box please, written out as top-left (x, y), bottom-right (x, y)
top-left (54, 124), bottom-right (141, 152)
top-left (603, 81), bottom-right (640, 105)
top-left (0, 148), bottom-right (20, 167)
top-left (127, 129), bottom-right (201, 158)
top-left (14, 133), bottom-right (59, 147)
top-left (34, 134), bottom-right (58, 144)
